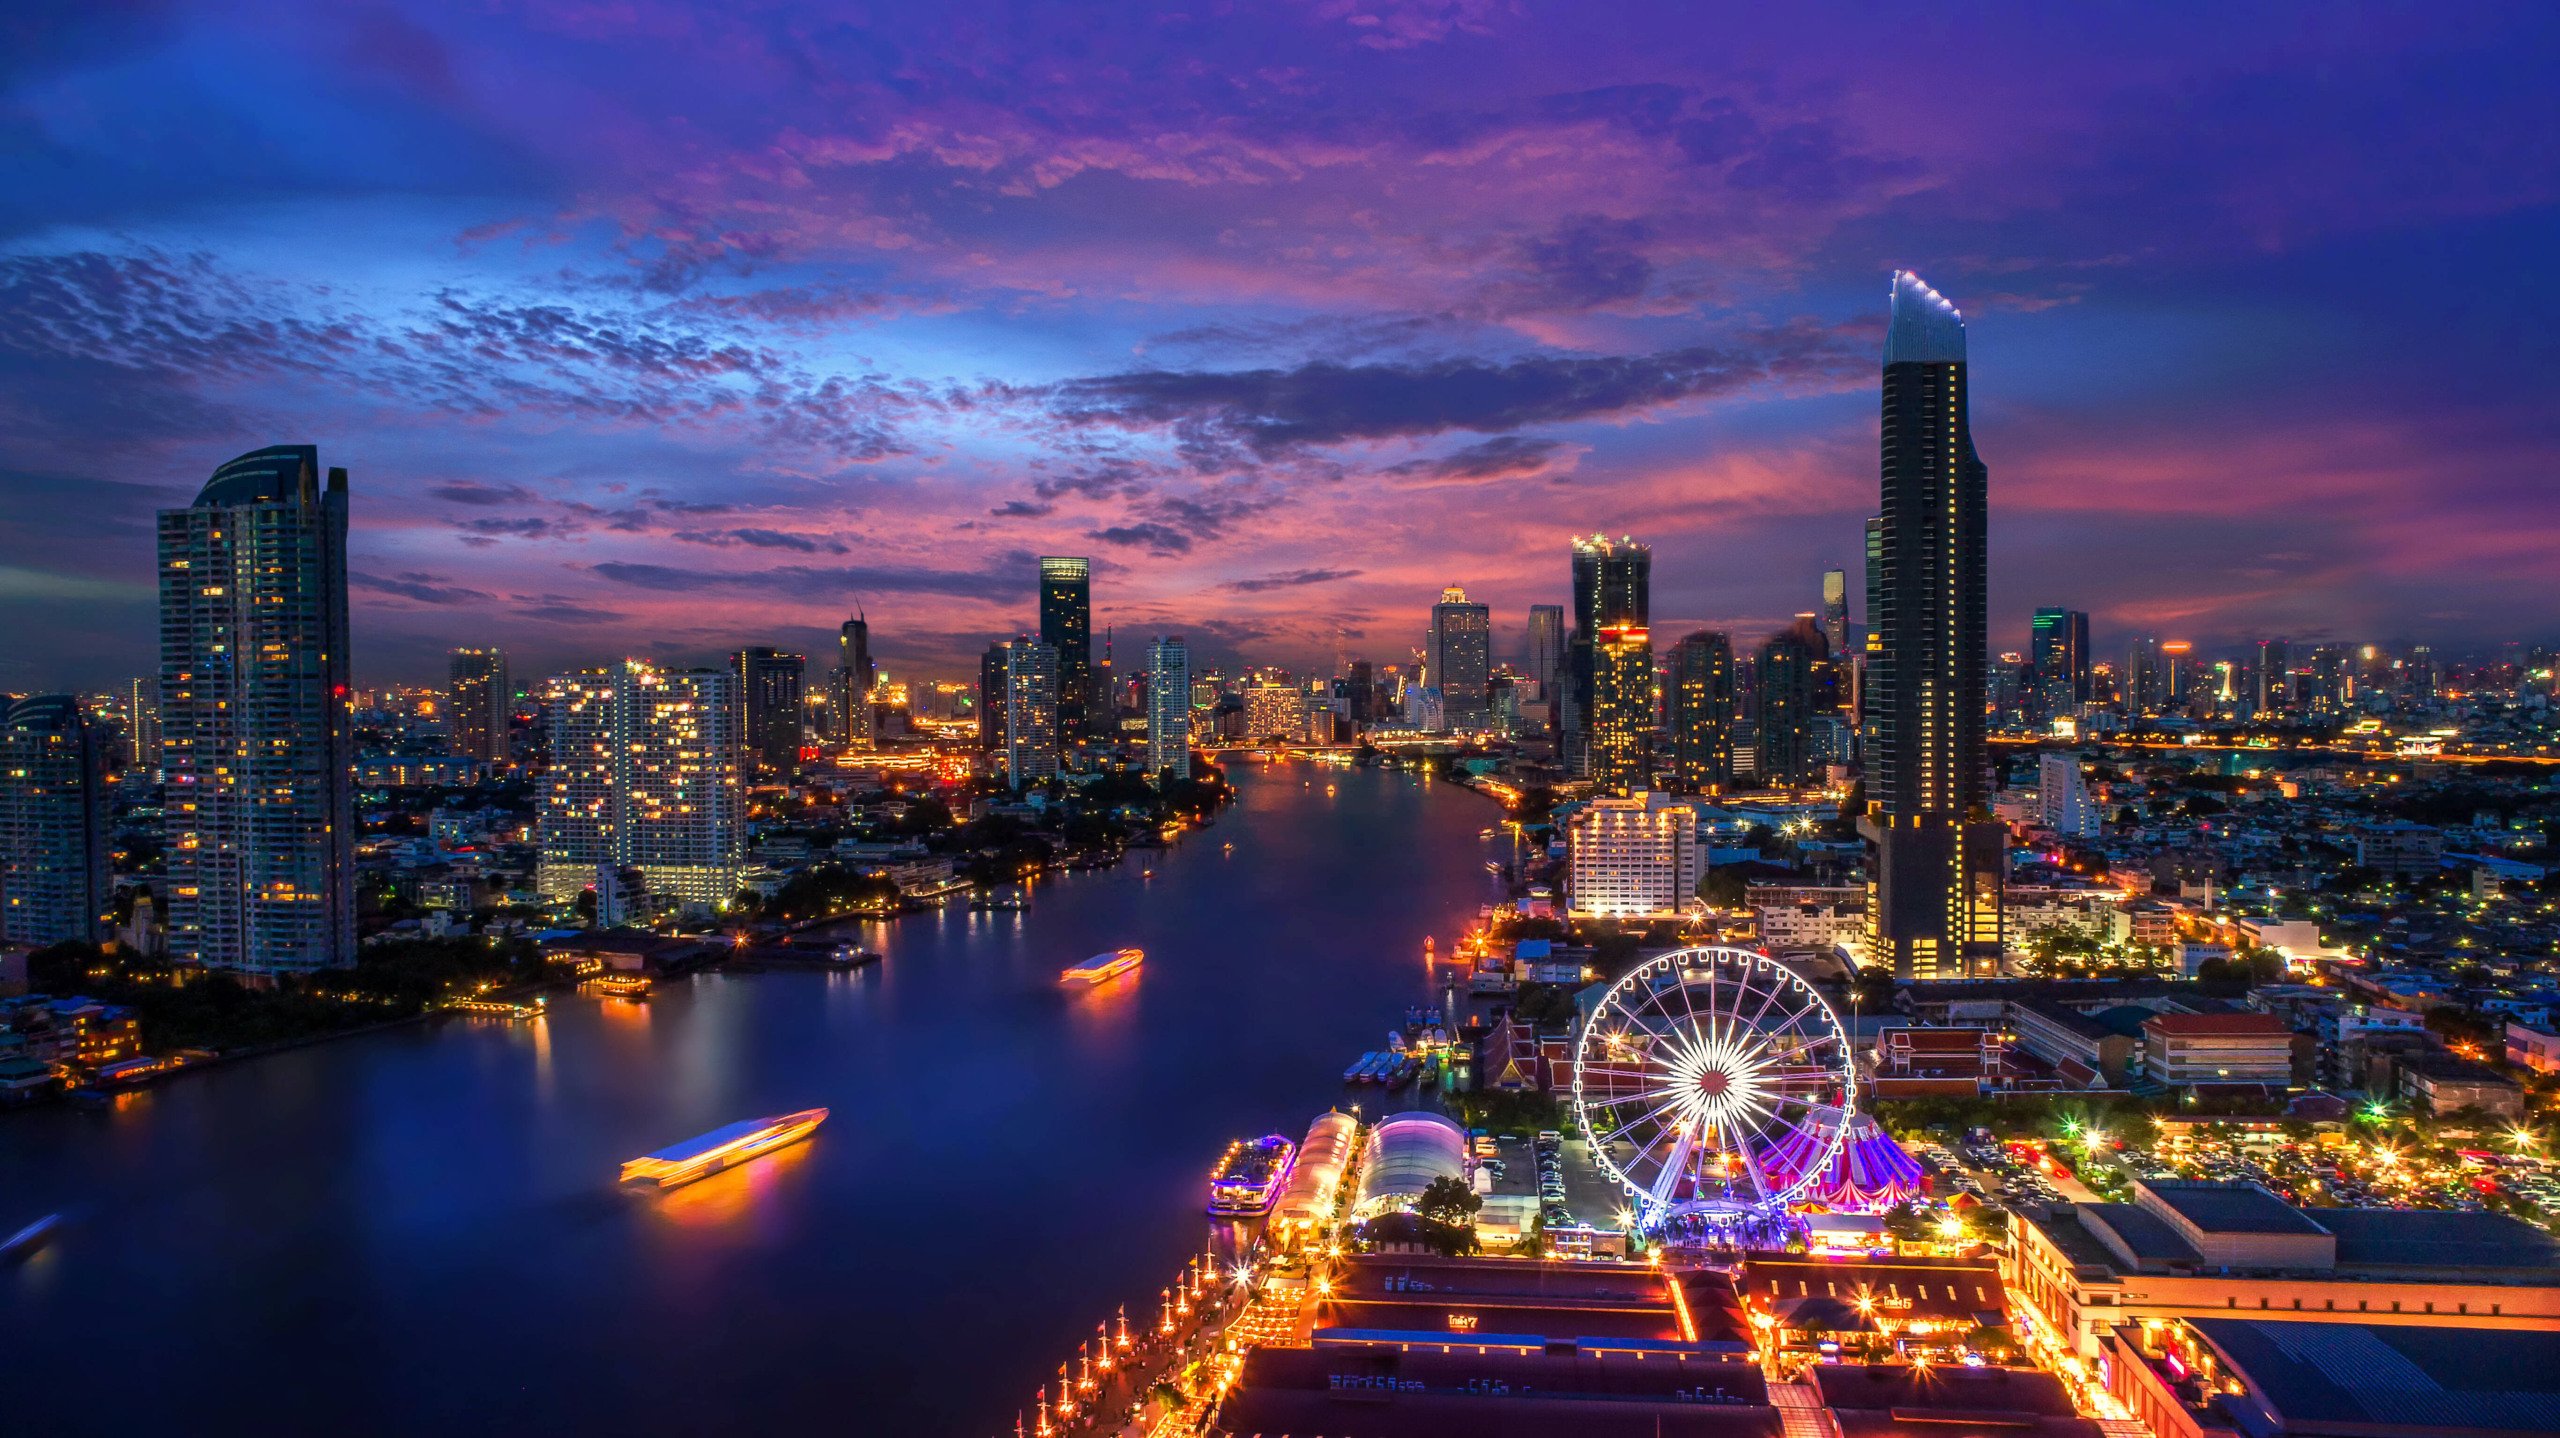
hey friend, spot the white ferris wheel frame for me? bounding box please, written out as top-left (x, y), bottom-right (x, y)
top-left (1569, 945), bottom-right (1855, 1225)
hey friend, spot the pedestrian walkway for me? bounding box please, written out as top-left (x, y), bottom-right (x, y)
top-left (1768, 1379), bottom-right (1841, 1438)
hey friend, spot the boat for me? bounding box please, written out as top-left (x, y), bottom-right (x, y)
top-left (588, 972), bottom-right (652, 999)
top-left (1, 1213), bottom-right (60, 1262)
top-left (1060, 947), bottom-right (1143, 984)
top-left (1342, 1052), bottom-right (1378, 1083)
top-left (1207, 1134), bottom-right (1298, 1215)
top-left (971, 893), bottom-right (1028, 911)
top-left (620, 1109), bottom-right (829, 1189)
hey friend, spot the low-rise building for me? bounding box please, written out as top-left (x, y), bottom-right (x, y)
top-left (2354, 821), bottom-right (2445, 878)
top-left (2393, 1050), bottom-right (2526, 1118)
top-left (2107, 1316), bottom-right (2560, 1438)
top-left (2509, 1020), bottom-right (2560, 1075)
top-left (2141, 1011), bottom-right (2293, 1089)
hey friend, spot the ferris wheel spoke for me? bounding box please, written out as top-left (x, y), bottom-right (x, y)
top-left (1646, 1124), bottom-right (1699, 1208)
top-left (1726, 1125), bottom-right (1773, 1204)
top-left (1595, 1091), bottom-right (1689, 1146)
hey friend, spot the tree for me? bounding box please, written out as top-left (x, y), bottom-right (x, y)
top-left (1416, 1175), bottom-right (1482, 1228)
top-left (1697, 869), bottom-right (1749, 909)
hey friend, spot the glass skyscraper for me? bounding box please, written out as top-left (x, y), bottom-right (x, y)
top-left (1665, 631), bottom-right (1735, 793)
top-left (1145, 635), bottom-right (1191, 780)
top-left (1427, 585), bottom-right (1491, 729)
top-left (1863, 274), bottom-right (2003, 979)
top-left (731, 646), bottom-right (807, 776)
top-left (1565, 535), bottom-right (1650, 778)
top-left (158, 446), bottom-right (355, 977)
top-left (836, 612), bottom-right (876, 749)
top-left (2027, 608), bottom-right (2088, 722)
top-left (1756, 617), bottom-right (1831, 790)
top-left (448, 647), bottom-right (511, 763)
top-left (1038, 557), bottom-right (1092, 748)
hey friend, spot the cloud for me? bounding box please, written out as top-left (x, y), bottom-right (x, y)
top-left (587, 560), bottom-right (1007, 598)
top-left (1387, 434), bottom-right (1567, 483)
top-left (1223, 567), bottom-right (1366, 593)
top-left (673, 527), bottom-right (851, 554)
top-left (1088, 522), bottom-right (1194, 556)
top-left (353, 570), bottom-right (495, 605)
top-left (428, 481), bottom-right (538, 506)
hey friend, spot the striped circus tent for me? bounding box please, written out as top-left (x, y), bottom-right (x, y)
top-left (1757, 1105), bottom-right (1929, 1211)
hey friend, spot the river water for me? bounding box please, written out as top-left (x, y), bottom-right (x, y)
top-left (0, 762), bottom-right (1499, 1437)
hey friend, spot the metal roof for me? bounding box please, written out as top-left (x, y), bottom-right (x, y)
top-left (2194, 1318), bottom-right (2560, 1435)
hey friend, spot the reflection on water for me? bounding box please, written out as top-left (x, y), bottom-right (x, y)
top-left (0, 765), bottom-right (1501, 1436)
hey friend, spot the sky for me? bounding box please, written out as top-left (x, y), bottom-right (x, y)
top-left (4, 1), bottom-right (2556, 690)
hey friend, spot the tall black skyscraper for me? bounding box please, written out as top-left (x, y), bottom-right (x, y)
top-left (1565, 535), bottom-right (1650, 779)
top-left (1863, 273), bottom-right (2002, 979)
top-left (1665, 631), bottom-right (1735, 792)
top-left (448, 647), bottom-right (510, 763)
top-left (1757, 617), bottom-right (1831, 789)
top-left (732, 646), bottom-right (807, 776)
top-left (835, 613), bottom-right (876, 749)
top-left (977, 642), bottom-right (1006, 753)
top-left (1039, 556), bottom-right (1092, 747)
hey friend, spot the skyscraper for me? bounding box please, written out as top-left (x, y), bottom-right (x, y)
top-left (1039, 557), bottom-right (1092, 748)
top-left (2255, 638), bottom-right (2290, 715)
top-left (1426, 585), bottom-right (1492, 729)
top-left (1863, 274), bottom-right (2002, 979)
top-left (836, 612), bottom-right (876, 749)
top-left (1756, 617), bottom-right (1831, 789)
top-left (1665, 631), bottom-right (1736, 793)
top-left (159, 445), bottom-right (355, 977)
top-left (1146, 635), bottom-right (1191, 780)
top-left (1588, 621), bottom-right (1654, 792)
top-left (977, 642), bottom-right (1006, 752)
top-left (1566, 535), bottom-right (1650, 777)
top-left (999, 636), bottom-right (1061, 786)
top-left (1524, 603), bottom-right (1565, 730)
top-left (1820, 569), bottom-right (1849, 658)
top-left (731, 647), bottom-right (807, 776)
top-left (125, 675), bottom-right (161, 776)
top-left (0, 695), bottom-right (109, 946)
top-left (537, 660), bottom-right (744, 909)
top-left (2124, 635), bottom-right (2163, 715)
top-left (448, 647), bottom-right (511, 763)
top-left (2027, 608), bottom-right (2088, 723)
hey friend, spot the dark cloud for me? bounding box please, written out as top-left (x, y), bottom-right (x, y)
top-left (1088, 522), bottom-right (1193, 556)
top-left (1222, 567), bottom-right (1365, 593)
top-left (1387, 435), bottom-right (1565, 483)
top-left (352, 570), bottom-right (494, 605)
top-left (672, 527), bottom-right (851, 554)
top-left (1048, 328), bottom-right (1855, 454)
top-left (428, 481), bottom-right (537, 506)
top-left (1506, 216), bottom-right (1654, 312)
top-left (588, 560), bottom-right (1006, 599)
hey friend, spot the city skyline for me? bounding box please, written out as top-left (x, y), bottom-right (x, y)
top-left (6, 5), bottom-right (2557, 691)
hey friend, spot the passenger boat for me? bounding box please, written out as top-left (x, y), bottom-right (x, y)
top-left (588, 972), bottom-right (652, 999)
top-left (1343, 1051), bottom-right (1382, 1083)
top-left (2, 1213), bottom-right (62, 1262)
top-left (1207, 1134), bottom-right (1298, 1216)
top-left (621, 1109), bottom-right (828, 1189)
top-left (1060, 947), bottom-right (1143, 984)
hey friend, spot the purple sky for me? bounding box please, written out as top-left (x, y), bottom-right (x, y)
top-left (5, 1), bottom-right (2556, 689)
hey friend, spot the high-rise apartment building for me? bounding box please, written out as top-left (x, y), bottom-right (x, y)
top-left (1757, 617), bottom-right (1831, 789)
top-left (1863, 274), bottom-right (2002, 979)
top-left (1820, 569), bottom-right (1850, 658)
top-left (1566, 535), bottom-right (1651, 778)
top-left (448, 647), bottom-right (511, 763)
top-left (1566, 795), bottom-right (1703, 919)
top-left (125, 676), bottom-right (162, 775)
top-left (2038, 752), bottom-right (2102, 840)
top-left (537, 660), bottom-right (744, 908)
top-left (2124, 635), bottom-right (2164, 714)
top-left (0, 695), bottom-right (110, 946)
top-left (1665, 631), bottom-right (1736, 793)
top-left (1524, 603), bottom-right (1565, 730)
top-left (1426, 585), bottom-right (1491, 729)
top-left (158, 445), bottom-right (355, 977)
top-left (997, 636), bottom-right (1062, 786)
top-left (1039, 557), bottom-right (1092, 747)
top-left (835, 612), bottom-right (876, 749)
top-left (731, 647), bottom-right (806, 777)
top-left (1145, 635), bottom-right (1191, 780)
top-left (2028, 608), bottom-right (2089, 722)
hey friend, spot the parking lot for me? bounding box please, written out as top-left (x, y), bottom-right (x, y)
top-left (1477, 1129), bottom-right (1629, 1233)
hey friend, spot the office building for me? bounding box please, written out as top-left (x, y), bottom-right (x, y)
top-left (1665, 631), bottom-right (1735, 792)
top-left (2125, 634), bottom-right (2164, 714)
top-left (1038, 557), bottom-right (1092, 746)
top-left (1565, 534), bottom-right (1650, 777)
top-left (835, 612), bottom-right (876, 749)
top-left (125, 676), bottom-right (161, 775)
top-left (1144, 635), bottom-right (1190, 780)
top-left (1425, 585), bottom-right (1490, 729)
top-left (1566, 795), bottom-right (1703, 918)
top-left (447, 647), bottom-right (510, 764)
top-left (158, 445), bottom-right (355, 977)
top-left (1756, 616), bottom-right (1830, 789)
top-left (1244, 678), bottom-right (1300, 740)
top-left (0, 696), bottom-right (110, 946)
top-left (997, 636), bottom-right (1060, 786)
top-left (1588, 622), bottom-right (1653, 791)
top-left (977, 642), bottom-right (1005, 752)
top-left (1863, 273), bottom-right (2002, 979)
top-left (2037, 752), bottom-right (2102, 839)
top-left (1820, 568), bottom-right (1849, 657)
top-left (730, 647), bottom-right (806, 777)
top-left (2028, 608), bottom-right (2088, 722)
top-left (537, 660), bottom-right (744, 909)
top-left (1524, 603), bottom-right (1564, 709)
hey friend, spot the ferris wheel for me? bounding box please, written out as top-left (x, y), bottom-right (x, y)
top-left (1570, 946), bottom-right (1856, 1224)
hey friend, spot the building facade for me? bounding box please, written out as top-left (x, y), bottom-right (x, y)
top-left (447, 647), bottom-right (510, 763)
top-left (1425, 585), bottom-right (1491, 729)
top-left (1863, 273), bottom-right (2003, 979)
top-left (1565, 535), bottom-right (1649, 778)
top-left (0, 696), bottom-right (110, 946)
top-left (1566, 795), bottom-right (1702, 918)
top-left (158, 445), bottom-right (356, 977)
top-left (999, 636), bottom-right (1061, 786)
top-left (537, 661), bottom-right (744, 909)
top-left (1756, 617), bottom-right (1830, 789)
top-left (2028, 608), bottom-right (2088, 723)
top-left (1145, 635), bottom-right (1191, 780)
top-left (1588, 622), bottom-right (1654, 792)
top-left (835, 613), bottom-right (876, 750)
top-left (730, 646), bottom-right (806, 777)
top-left (1665, 631), bottom-right (1736, 793)
top-left (1038, 557), bottom-right (1092, 747)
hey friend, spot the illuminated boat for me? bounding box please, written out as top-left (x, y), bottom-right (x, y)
top-left (588, 973), bottom-right (651, 1000)
top-left (620, 1108), bottom-right (828, 1189)
top-left (1060, 947), bottom-right (1143, 983)
top-left (1207, 1134), bottom-right (1297, 1215)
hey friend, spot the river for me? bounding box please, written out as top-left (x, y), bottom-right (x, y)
top-left (0, 761), bottom-right (1501, 1437)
